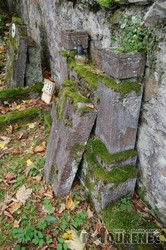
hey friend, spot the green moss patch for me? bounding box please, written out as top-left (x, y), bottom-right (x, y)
top-left (100, 200), bottom-right (157, 232)
top-left (12, 16), bottom-right (24, 25)
top-left (67, 59), bottom-right (141, 95)
top-left (59, 50), bottom-right (76, 59)
top-left (87, 138), bottom-right (137, 165)
top-left (56, 82), bottom-right (92, 121)
top-left (84, 152), bottom-right (137, 186)
top-left (0, 107), bottom-right (41, 126)
top-left (0, 83), bottom-right (43, 101)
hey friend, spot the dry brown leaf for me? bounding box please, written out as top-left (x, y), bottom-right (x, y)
top-left (13, 218), bottom-right (22, 228)
top-left (87, 207), bottom-right (93, 219)
top-left (16, 185), bottom-right (32, 205)
top-left (33, 175), bottom-right (42, 182)
top-left (6, 125), bottom-right (13, 134)
top-left (66, 197), bottom-right (75, 211)
top-left (8, 202), bottom-right (22, 214)
top-left (58, 203), bottom-right (66, 213)
top-left (91, 220), bottom-right (103, 238)
top-left (33, 145), bottom-right (46, 153)
top-left (24, 166), bottom-right (31, 177)
top-left (44, 187), bottom-right (53, 199)
top-left (5, 172), bottom-right (15, 183)
top-left (4, 210), bottom-right (14, 221)
top-left (38, 187), bottom-right (45, 197)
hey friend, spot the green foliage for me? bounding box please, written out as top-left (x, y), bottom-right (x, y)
top-left (96, 0), bottom-right (119, 8)
top-left (71, 210), bottom-right (87, 229)
top-left (112, 16), bottom-right (156, 53)
top-left (57, 237), bottom-right (68, 250)
top-left (120, 198), bottom-right (132, 213)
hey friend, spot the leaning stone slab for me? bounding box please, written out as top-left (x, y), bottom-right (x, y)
top-left (44, 81), bottom-right (97, 196)
top-left (79, 144), bottom-right (137, 212)
top-left (6, 18), bottom-right (28, 87)
top-left (144, 1), bottom-right (166, 23)
top-left (25, 38), bottom-right (43, 85)
top-left (95, 79), bottom-right (143, 154)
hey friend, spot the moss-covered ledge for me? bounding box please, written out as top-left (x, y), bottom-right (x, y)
top-left (0, 107), bottom-right (41, 126)
top-left (55, 80), bottom-right (94, 121)
top-left (84, 151), bottom-right (137, 187)
top-left (0, 82), bottom-right (43, 102)
top-left (67, 59), bottom-right (142, 96)
top-left (87, 138), bottom-right (137, 165)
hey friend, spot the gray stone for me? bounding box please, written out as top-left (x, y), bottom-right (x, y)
top-left (6, 22), bottom-right (28, 87)
top-left (25, 39), bottom-right (43, 85)
top-left (128, 0), bottom-right (154, 5)
top-left (95, 80), bottom-right (143, 154)
top-left (101, 48), bottom-right (146, 79)
top-left (61, 30), bottom-right (89, 50)
top-left (59, 55), bottom-right (68, 83)
top-left (79, 150), bottom-right (137, 212)
top-left (144, 2), bottom-right (166, 21)
top-left (45, 91), bottom-right (97, 196)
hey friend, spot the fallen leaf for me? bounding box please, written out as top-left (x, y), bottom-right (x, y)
top-left (0, 136), bottom-right (11, 144)
top-left (44, 189), bottom-right (53, 199)
top-left (65, 230), bottom-right (85, 250)
top-left (58, 203), bottom-right (66, 213)
top-left (0, 142), bottom-right (6, 149)
top-left (28, 122), bottom-right (37, 129)
top-left (27, 159), bottom-right (34, 166)
top-left (5, 172), bottom-right (15, 183)
top-left (4, 210), bottom-right (14, 221)
top-left (24, 166), bottom-right (31, 177)
top-left (62, 230), bottom-right (73, 240)
top-left (6, 125), bottom-right (13, 134)
top-left (16, 185), bottom-right (32, 205)
top-left (66, 197), bottom-right (75, 211)
top-left (8, 202), bottom-right (22, 214)
top-left (87, 207), bottom-right (93, 219)
top-left (13, 218), bottom-right (22, 228)
top-left (33, 145), bottom-right (46, 153)
top-left (91, 220), bottom-right (103, 238)
top-left (32, 175), bottom-right (42, 182)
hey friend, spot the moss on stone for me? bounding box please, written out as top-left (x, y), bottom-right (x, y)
top-left (100, 200), bottom-right (158, 232)
top-left (0, 107), bottom-right (41, 126)
top-left (84, 152), bottom-right (137, 186)
top-left (96, 0), bottom-right (119, 8)
top-left (87, 138), bottom-right (137, 165)
top-left (67, 59), bottom-right (142, 95)
top-left (12, 16), bottom-right (24, 25)
top-left (59, 50), bottom-right (76, 59)
top-left (56, 83), bottom-right (90, 121)
top-left (0, 82), bottom-right (43, 101)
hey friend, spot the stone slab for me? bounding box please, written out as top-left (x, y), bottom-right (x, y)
top-left (61, 30), bottom-right (89, 50)
top-left (44, 93), bottom-right (97, 196)
top-left (6, 22), bottom-right (28, 87)
top-left (95, 80), bottom-right (143, 154)
top-left (25, 39), bottom-right (43, 85)
top-left (101, 48), bottom-right (146, 79)
top-left (79, 151), bottom-right (137, 212)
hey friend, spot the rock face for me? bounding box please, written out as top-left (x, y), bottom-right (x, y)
top-left (95, 80), bottom-right (143, 154)
top-left (45, 83), bottom-right (97, 196)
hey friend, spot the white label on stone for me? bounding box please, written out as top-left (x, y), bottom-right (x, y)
top-left (12, 23), bottom-right (16, 38)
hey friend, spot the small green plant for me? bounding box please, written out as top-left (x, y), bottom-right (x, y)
top-left (112, 16), bottom-right (156, 53)
top-left (120, 198), bottom-right (132, 213)
top-left (96, 0), bottom-right (119, 8)
top-left (57, 237), bottom-right (68, 250)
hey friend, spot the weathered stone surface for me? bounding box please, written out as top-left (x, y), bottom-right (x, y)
top-left (79, 148), bottom-right (137, 212)
top-left (61, 30), bottom-right (89, 50)
top-left (59, 55), bottom-right (69, 83)
top-left (45, 92), bottom-right (97, 196)
top-left (143, 68), bottom-right (159, 101)
top-left (95, 80), bottom-right (142, 154)
top-left (101, 48), bottom-right (146, 79)
top-left (144, 1), bottom-right (166, 23)
top-left (6, 22), bottom-right (28, 87)
top-left (25, 39), bottom-right (43, 85)
top-left (128, 0), bottom-right (154, 5)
